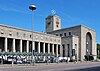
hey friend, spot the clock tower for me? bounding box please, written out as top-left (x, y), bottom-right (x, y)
top-left (46, 15), bottom-right (61, 32)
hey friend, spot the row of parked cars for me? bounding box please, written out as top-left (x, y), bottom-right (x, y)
top-left (0, 56), bottom-right (71, 64)
top-left (0, 56), bottom-right (28, 64)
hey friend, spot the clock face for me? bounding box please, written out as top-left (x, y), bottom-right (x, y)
top-left (56, 24), bottom-right (59, 27)
top-left (56, 17), bottom-right (59, 28)
top-left (56, 21), bottom-right (59, 24)
top-left (56, 22), bottom-right (59, 28)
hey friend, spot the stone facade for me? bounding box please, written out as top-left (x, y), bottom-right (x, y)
top-left (0, 24), bottom-right (61, 57)
top-left (48, 25), bottom-right (96, 61)
top-left (0, 15), bottom-right (97, 61)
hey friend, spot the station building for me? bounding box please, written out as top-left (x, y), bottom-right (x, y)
top-left (0, 15), bottom-right (97, 61)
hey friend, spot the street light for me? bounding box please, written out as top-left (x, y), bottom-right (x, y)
top-left (29, 5), bottom-right (36, 11)
top-left (29, 5), bottom-right (36, 65)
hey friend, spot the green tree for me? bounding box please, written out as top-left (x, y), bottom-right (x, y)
top-left (97, 44), bottom-right (100, 59)
top-left (97, 44), bottom-right (100, 50)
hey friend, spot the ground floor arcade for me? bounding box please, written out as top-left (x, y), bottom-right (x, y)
top-left (0, 37), bottom-right (61, 57)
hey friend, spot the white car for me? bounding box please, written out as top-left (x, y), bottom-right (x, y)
top-left (16, 59), bottom-right (22, 64)
top-left (58, 57), bottom-right (70, 62)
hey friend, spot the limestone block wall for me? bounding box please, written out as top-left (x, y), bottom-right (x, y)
top-left (72, 35), bottom-right (79, 60)
top-left (81, 26), bottom-right (96, 60)
top-left (49, 25), bottom-right (81, 59)
top-left (61, 35), bottom-right (79, 59)
top-left (0, 24), bottom-right (62, 56)
top-left (0, 24), bottom-right (61, 45)
top-left (49, 25), bottom-right (96, 61)
top-left (61, 36), bottom-right (72, 57)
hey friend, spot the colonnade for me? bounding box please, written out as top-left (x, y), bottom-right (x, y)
top-left (1, 37), bottom-right (61, 57)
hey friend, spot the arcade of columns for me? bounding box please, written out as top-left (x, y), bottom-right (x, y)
top-left (2, 37), bottom-right (61, 57)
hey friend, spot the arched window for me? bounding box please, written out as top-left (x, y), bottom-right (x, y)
top-left (86, 32), bottom-right (92, 55)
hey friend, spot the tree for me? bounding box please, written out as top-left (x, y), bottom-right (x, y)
top-left (97, 44), bottom-right (100, 50)
top-left (97, 44), bottom-right (100, 59)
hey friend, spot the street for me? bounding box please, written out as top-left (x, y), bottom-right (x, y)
top-left (67, 66), bottom-right (100, 71)
top-left (0, 62), bottom-right (100, 71)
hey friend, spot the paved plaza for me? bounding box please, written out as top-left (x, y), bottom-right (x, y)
top-left (0, 62), bottom-right (100, 71)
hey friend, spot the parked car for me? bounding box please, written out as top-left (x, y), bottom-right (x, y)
top-left (16, 59), bottom-right (22, 64)
top-left (58, 57), bottom-right (69, 62)
top-left (6, 57), bottom-right (16, 64)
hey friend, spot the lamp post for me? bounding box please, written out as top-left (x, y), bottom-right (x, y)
top-left (29, 5), bottom-right (36, 65)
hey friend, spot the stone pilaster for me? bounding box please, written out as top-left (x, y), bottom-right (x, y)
top-left (48, 43), bottom-right (50, 54)
top-left (56, 44), bottom-right (58, 57)
top-left (52, 44), bottom-right (54, 55)
top-left (13, 39), bottom-right (15, 52)
top-left (27, 41), bottom-right (29, 53)
top-left (43, 43), bottom-right (45, 53)
top-left (20, 39), bottom-right (22, 53)
top-left (5, 38), bottom-right (7, 52)
top-left (38, 42), bottom-right (40, 53)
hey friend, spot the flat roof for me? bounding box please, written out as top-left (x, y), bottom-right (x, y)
top-left (0, 24), bottom-right (60, 38)
top-left (51, 24), bottom-right (95, 32)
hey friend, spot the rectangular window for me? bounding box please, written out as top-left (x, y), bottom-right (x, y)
top-left (1, 32), bottom-right (4, 34)
top-left (69, 32), bottom-right (71, 35)
top-left (1, 29), bottom-right (4, 34)
top-left (56, 34), bottom-right (58, 36)
top-left (72, 49), bottom-right (75, 56)
top-left (75, 44), bottom-right (77, 54)
top-left (67, 44), bottom-right (70, 57)
top-left (30, 35), bottom-right (32, 38)
top-left (62, 44), bottom-right (65, 57)
top-left (9, 32), bottom-right (12, 36)
top-left (23, 33), bottom-right (25, 37)
top-left (75, 44), bottom-right (77, 48)
top-left (16, 32), bottom-right (19, 36)
top-left (60, 34), bottom-right (62, 36)
top-left (9, 34), bottom-right (12, 36)
top-left (64, 33), bottom-right (66, 36)
top-left (58, 45), bottom-right (60, 54)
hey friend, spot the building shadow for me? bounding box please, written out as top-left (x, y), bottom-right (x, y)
top-left (64, 66), bottom-right (100, 71)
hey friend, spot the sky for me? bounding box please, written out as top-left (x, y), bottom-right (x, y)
top-left (0, 0), bottom-right (100, 43)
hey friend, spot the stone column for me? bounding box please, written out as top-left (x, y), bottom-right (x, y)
top-left (60, 45), bottom-right (62, 57)
top-left (43, 43), bottom-right (45, 53)
top-left (5, 37), bottom-right (7, 52)
top-left (4, 38), bottom-right (7, 60)
top-left (26, 41), bottom-right (29, 53)
top-left (43, 43), bottom-right (46, 61)
top-left (20, 39), bottom-right (22, 53)
top-left (13, 39), bottom-right (15, 52)
top-left (48, 43), bottom-right (50, 54)
top-left (56, 44), bottom-right (58, 57)
top-left (32, 41), bottom-right (35, 51)
top-left (52, 44), bottom-right (54, 55)
top-left (38, 42), bottom-right (40, 53)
